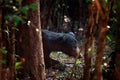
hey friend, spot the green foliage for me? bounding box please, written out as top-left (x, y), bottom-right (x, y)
top-left (0, 49), bottom-right (7, 55)
top-left (76, 59), bottom-right (82, 65)
top-left (15, 61), bottom-right (22, 69)
top-left (104, 0), bottom-right (108, 3)
top-left (3, 1), bottom-right (37, 26)
top-left (20, 3), bottom-right (37, 15)
top-left (20, 6), bottom-right (29, 15)
top-left (5, 15), bottom-right (25, 26)
top-left (29, 2), bottom-right (38, 10)
top-left (106, 35), bottom-right (112, 42)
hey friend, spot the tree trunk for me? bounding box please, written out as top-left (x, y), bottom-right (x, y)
top-left (115, 52), bottom-right (120, 80)
top-left (16, 0), bottom-right (46, 80)
top-left (93, 22), bottom-right (108, 80)
top-left (7, 26), bottom-right (16, 80)
top-left (83, 2), bottom-right (95, 80)
top-left (93, 0), bottom-right (108, 80)
top-left (114, 19), bottom-right (120, 80)
top-left (0, 0), bottom-right (2, 79)
top-left (0, 2), bottom-right (7, 79)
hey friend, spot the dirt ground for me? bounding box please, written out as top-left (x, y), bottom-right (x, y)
top-left (46, 52), bottom-right (84, 80)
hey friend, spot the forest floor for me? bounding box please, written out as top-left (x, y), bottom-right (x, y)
top-left (46, 52), bottom-right (84, 80)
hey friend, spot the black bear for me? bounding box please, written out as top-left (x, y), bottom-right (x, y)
top-left (42, 29), bottom-right (80, 69)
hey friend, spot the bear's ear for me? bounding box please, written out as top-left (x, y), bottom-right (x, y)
top-left (68, 32), bottom-right (75, 37)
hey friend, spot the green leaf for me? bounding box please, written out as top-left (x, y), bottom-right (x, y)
top-left (76, 59), bottom-right (82, 65)
top-left (15, 61), bottom-right (22, 69)
top-left (5, 15), bottom-right (24, 26)
top-left (29, 3), bottom-right (38, 10)
top-left (104, 0), bottom-right (108, 4)
top-left (106, 35), bottom-right (112, 42)
top-left (21, 6), bottom-right (29, 15)
top-left (13, 15), bottom-right (24, 26)
top-left (0, 49), bottom-right (7, 55)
